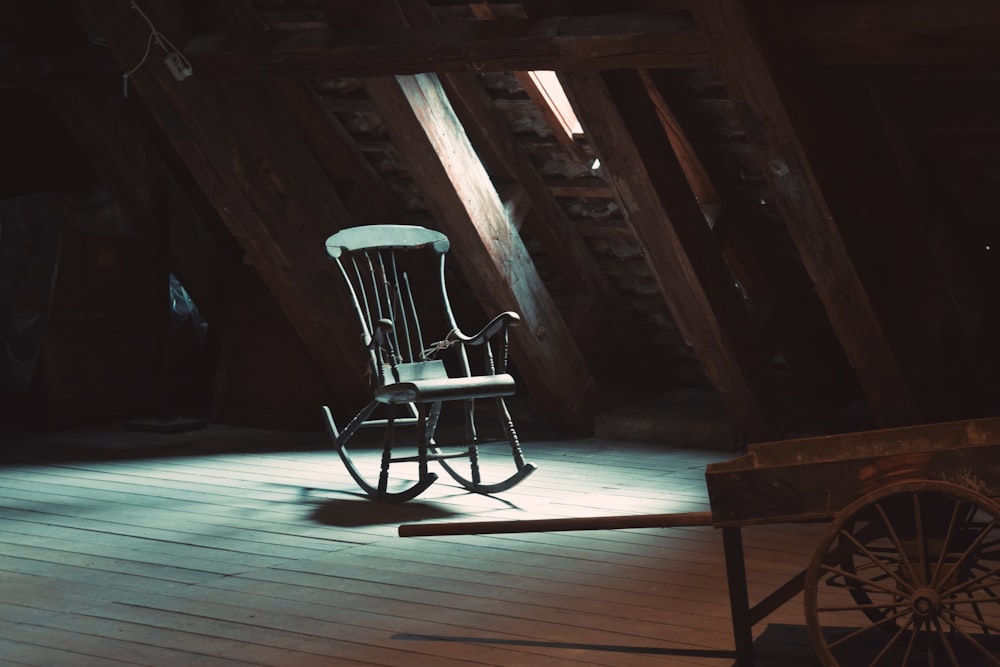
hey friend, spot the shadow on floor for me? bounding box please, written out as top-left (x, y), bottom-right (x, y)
top-left (393, 632), bottom-right (737, 660)
top-left (746, 624), bottom-right (819, 666)
top-left (306, 495), bottom-right (460, 528)
top-left (749, 623), bottom-right (1000, 666)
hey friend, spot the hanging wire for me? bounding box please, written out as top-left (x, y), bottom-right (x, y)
top-left (122, 1), bottom-right (194, 97)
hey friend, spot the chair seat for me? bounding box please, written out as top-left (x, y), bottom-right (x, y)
top-left (374, 374), bottom-right (516, 404)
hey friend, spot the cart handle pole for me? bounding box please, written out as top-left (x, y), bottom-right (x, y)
top-left (398, 510), bottom-right (714, 537)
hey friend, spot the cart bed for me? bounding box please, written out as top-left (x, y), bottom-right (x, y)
top-left (705, 416), bottom-right (1000, 526)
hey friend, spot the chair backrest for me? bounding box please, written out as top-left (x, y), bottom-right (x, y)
top-left (325, 225), bottom-right (469, 388)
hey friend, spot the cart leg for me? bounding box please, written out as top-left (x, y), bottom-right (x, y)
top-left (723, 526), bottom-right (755, 667)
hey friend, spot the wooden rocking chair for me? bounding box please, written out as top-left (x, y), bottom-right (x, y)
top-left (321, 224), bottom-right (537, 502)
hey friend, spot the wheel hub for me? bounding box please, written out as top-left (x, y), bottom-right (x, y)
top-left (910, 587), bottom-right (941, 620)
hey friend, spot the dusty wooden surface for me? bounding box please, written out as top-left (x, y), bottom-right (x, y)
top-left (0, 424), bottom-right (829, 666)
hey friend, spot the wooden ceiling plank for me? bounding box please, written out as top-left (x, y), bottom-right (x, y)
top-left (183, 15), bottom-right (710, 78)
top-left (79, 0), bottom-right (370, 405)
top-left (364, 71), bottom-right (599, 429)
top-left (561, 69), bottom-right (781, 443)
top-left (692, 0), bottom-right (920, 426)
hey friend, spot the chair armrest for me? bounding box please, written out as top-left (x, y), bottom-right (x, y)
top-left (368, 318), bottom-right (401, 383)
top-left (367, 318), bottom-right (395, 351)
top-left (453, 311), bottom-right (520, 346)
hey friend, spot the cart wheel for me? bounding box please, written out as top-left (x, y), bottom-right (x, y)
top-left (805, 480), bottom-right (1000, 666)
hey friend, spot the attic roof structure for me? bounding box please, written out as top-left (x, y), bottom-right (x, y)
top-left (3, 1), bottom-right (999, 442)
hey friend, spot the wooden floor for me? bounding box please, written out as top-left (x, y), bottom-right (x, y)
top-left (0, 423), bottom-right (828, 666)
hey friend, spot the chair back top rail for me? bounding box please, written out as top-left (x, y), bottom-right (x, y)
top-left (325, 225), bottom-right (468, 382)
top-left (326, 224), bottom-right (449, 258)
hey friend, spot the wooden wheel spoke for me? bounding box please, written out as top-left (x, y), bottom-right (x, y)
top-left (827, 608), bottom-right (913, 650)
top-left (899, 617), bottom-right (920, 665)
top-left (941, 612), bottom-right (1000, 666)
top-left (867, 619), bottom-right (913, 667)
top-left (839, 528), bottom-right (915, 594)
top-left (874, 503), bottom-right (921, 585)
top-left (821, 563), bottom-right (908, 598)
top-left (964, 590), bottom-right (991, 638)
top-left (939, 517), bottom-right (1000, 594)
top-left (945, 593), bottom-right (1000, 608)
top-left (947, 606), bottom-right (1000, 635)
top-left (945, 562), bottom-right (1000, 597)
top-left (933, 498), bottom-right (966, 588)
top-left (933, 616), bottom-right (963, 667)
top-left (979, 537), bottom-right (1000, 554)
top-left (914, 492), bottom-right (929, 585)
top-left (959, 581), bottom-right (1000, 597)
top-left (808, 483), bottom-right (1000, 667)
top-left (817, 599), bottom-right (910, 613)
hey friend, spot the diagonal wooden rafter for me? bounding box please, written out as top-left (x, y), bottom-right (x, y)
top-left (641, 68), bottom-right (863, 405)
top-left (560, 69), bottom-right (782, 443)
top-left (691, 0), bottom-right (920, 426)
top-left (363, 71), bottom-right (599, 430)
top-left (390, 0), bottom-right (653, 368)
top-left (638, 69), bottom-right (719, 210)
top-left (44, 79), bottom-right (226, 322)
top-left (272, 79), bottom-right (409, 228)
top-left (78, 0), bottom-right (371, 408)
top-left (439, 70), bottom-right (643, 357)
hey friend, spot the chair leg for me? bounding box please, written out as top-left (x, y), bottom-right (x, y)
top-left (322, 402), bottom-right (378, 452)
top-left (495, 396), bottom-right (528, 470)
top-left (435, 396), bottom-right (537, 495)
top-left (417, 403), bottom-right (430, 481)
top-left (377, 404), bottom-right (396, 496)
top-left (322, 402), bottom-right (437, 502)
top-left (424, 401), bottom-right (443, 445)
top-left (465, 399), bottom-right (481, 486)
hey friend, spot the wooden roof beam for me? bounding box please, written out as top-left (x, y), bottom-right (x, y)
top-left (181, 1), bottom-right (1000, 82)
top-left (439, 70), bottom-right (653, 360)
top-left (792, 0), bottom-right (1000, 65)
top-left (183, 14), bottom-right (709, 79)
top-left (692, 0), bottom-right (920, 426)
top-left (363, 71), bottom-right (599, 430)
top-left (560, 69), bottom-right (782, 443)
top-left (79, 0), bottom-right (371, 407)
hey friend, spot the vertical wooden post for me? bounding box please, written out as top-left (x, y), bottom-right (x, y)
top-left (723, 526), bottom-right (756, 667)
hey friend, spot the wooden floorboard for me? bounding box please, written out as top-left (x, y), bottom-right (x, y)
top-left (0, 425), bottom-right (831, 666)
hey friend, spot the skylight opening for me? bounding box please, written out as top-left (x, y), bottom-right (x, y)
top-left (525, 70), bottom-right (583, 138)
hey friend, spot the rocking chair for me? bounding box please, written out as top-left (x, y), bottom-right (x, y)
top-left (321, 224), bottom-right (537, 502)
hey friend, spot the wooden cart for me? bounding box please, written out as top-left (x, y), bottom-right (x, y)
top-left (400, 416), bottom-right (1000, 666)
